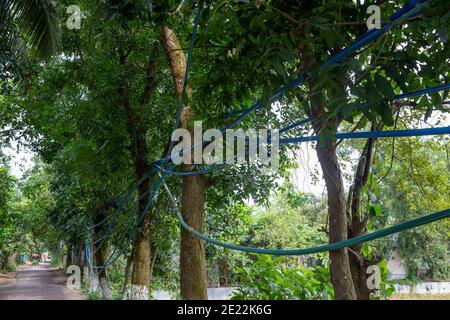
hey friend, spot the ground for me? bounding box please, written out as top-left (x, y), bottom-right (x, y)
top-left (0, 263), bottom-right (84, 300)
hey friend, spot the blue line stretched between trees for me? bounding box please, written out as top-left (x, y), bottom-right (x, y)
top-left (88, 0), bottom-right (449, 267)
top-left (157, 82), bottom-right (450, 176)
top-left (280, 126), bottom-right (450, 144)
top-left (162, 179), bottom-right (449, 256)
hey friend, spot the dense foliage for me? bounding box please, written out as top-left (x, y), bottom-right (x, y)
top-left (0, 0), bottom-right (449, 300)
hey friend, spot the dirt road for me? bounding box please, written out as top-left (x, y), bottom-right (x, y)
top-left (0, 264), bottom-right (84, 300)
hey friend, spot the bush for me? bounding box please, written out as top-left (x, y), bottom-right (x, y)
top-left (231, 255), bottom-right (334, 300)
top-left (1, 263), bottom-right (17, 272)
top-left (4, 263), bottom-right (17, 271)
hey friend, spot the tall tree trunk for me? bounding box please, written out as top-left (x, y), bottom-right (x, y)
top-left (347, 139), bottom-right (373, 300)
top-left (130, 226), bottom-right (151, 299)
top-left (347, 122), bottom-right (384, 299)
top-left (1, 252), bottom-right (10, 269)
top-left (218, 255), bottom-right (229, 287)
top-left (121, 248), bottom-right (134, 300)
top-left (160, 25), bottom-right (208, 300)
top-left (117, 45), bottom-right (157, 300)
top-left (297, 40), bottom-right (357, 299)
top-left (315, 140), bottom-right (357, 300)
top-left (93, 243), bottom-right (112, 299)
top-left (65, 243), bottom-right (73, 269)
top-left (75, 33), bottom-right (154, 299)
top-left (180, 173), bottom-right (208, 299)
top-left (86, 243), bottom-right (101, 295)
top-left (302, 82), bottom-right (357, 299)
top-left (128, 140), bottom-right (152, 300)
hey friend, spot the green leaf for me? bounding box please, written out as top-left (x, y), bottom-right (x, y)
top-left (369, 204), bottom-right (382, 217)
top-left (374, 74), bottom-right (395, 100)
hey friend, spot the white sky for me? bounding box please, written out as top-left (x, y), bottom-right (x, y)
top-left (3, 141), bottom-right (34, 179)
top-left (291, 143), bottom-right (326, 195)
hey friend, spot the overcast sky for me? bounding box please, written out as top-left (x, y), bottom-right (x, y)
top-left (3, 140), bottom-right (34, 179)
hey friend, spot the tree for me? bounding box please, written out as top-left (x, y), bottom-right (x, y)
top-left (0, 161), bottom-right (16, 269)
top-left (376, 136), bottom-right (449, 280)
top-left (194, 0), bottom-right (450, 299)
top-left (160, 20), bottom-right (209, 300)
top-left (246, 184), bottom-right (327, 262)
top-left (0, 0), bottom-right (448, 301)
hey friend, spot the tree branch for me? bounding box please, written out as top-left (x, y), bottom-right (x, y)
top-left (140, 47), bottom-right (159, 106)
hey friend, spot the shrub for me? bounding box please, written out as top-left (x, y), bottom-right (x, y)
top-left (231, 255), bottom-right (334, 300)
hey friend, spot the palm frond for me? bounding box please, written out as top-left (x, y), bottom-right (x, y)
top-left (0, 0), bottom-right (14, 28)
top-left (10, 0), bottom-right (61, 58)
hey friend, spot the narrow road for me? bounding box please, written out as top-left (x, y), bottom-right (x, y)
top-left (0, 263), bottom-right (84, 300)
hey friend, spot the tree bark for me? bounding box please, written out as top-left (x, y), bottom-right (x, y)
top-left (117, 44), bottom-right (157, 300)
top-left (93, 243), bottom-right (112, 299)
top-left (347, 122), bottom-right (384, 299)
top-left (121, 249), bottom-right (134, 300)
top-left (302, 79), bottom-right (356, 299)
top-left (160, 25), bottom-right (208, 300)
top-left (297, 39), bottom-right (357, 299)
top-left (315, 140), bottom-right (357, 300)
top-left (128, 129), bottom-right (153, 300)
top-left (65, 243), bottom-right (73, 269)
top-left (180, 173), bottom-right (208, 299)
top-left (348, 139), bottom-right (373, 300)
top-left (130, 222), bottom-right (151, 300)
top-left (1, 252), bottom-right (10, 270)
top-left (86, 243), bottom-right (101, 295)
top-left (218, 256), bottom-right (229, 287)
top-left (88, 268), bottom-right (100, 295)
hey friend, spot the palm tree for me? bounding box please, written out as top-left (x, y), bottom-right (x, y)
top-left (0, 0), bottom-right (61, 60)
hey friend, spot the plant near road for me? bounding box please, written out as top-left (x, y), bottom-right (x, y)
top-left (232, 255), bottom-right (334, 300)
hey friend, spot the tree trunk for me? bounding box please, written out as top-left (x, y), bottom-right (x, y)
top-left (348, 247), bottom-right (370, 299)
top-left (347, 123), bottom-right (384, 299)
top-left (347, 142), bottom-right (372, 300)
top-left (160, 25), bottom-right (208, 300)
top-left (121, 250), bottom-right (134, 300)
top-left (180, 173), bottom-right (208, 299)
top-left (297, 40), bottom-right (357, 299)
top-left (79, 248), bottom-right (87, 282)
top-left (93, 244), bottom-right (112, 299)
top-left (117, 46), bottom-right (156, 300)
top-left (129, 146), bottom-right (152, 300)
top-left (65, 243), bottom-right (73, 269)
top-left (315, 141), bottom-right (357, 300)
top-left (130, 220), bottom-right (151, 300)
top-left (88, 268), bottom-right (100, 295)
top-left (1, 252), bottom-right (10, 270)
top-left (305, 80), bottom-right (356, 299)
top-left (218, 256), bottom-right (229, 287)
top-left (86, 243), bottom-right (101, 295)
